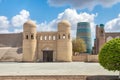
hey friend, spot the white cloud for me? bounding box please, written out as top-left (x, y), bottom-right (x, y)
top-left (105, 14), bottom-right (120, 32)
top-left (48, 0), bottom-right (120, 10)
top-left (0, 9), bottom-right (30, 33)
top-left (11, 9), bottom-right (30, 27)
top-left (0, 16), bottom-right (9, 29)
top-left (37, 20), bottom-right (58, 32)
top-left (37, 8), bottom-right (96, 45)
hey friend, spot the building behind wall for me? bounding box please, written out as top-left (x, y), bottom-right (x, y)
top-left (93, 24), bottom-right (120, 54)
top-left (76, 22), bottom-right (92, 54)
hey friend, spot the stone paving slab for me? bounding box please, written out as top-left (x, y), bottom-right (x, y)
top-left (0, 62), bottom-right (118, 76)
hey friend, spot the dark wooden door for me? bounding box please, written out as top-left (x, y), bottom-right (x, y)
top-left (43, 51), bottom-right (53, 62)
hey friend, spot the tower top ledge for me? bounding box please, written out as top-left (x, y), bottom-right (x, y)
top-left (59, 20), bottom-right (71, 27)
top-left (24, 20), bottom-right (36, 28)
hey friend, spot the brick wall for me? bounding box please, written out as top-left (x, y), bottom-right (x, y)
top-left (72, 54), bottom-right (88, 62)
top-left (87, 55), bottom-right (98, 62)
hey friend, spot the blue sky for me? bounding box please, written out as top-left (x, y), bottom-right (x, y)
top-left (0, 0), bottom-right (120, 23)
top-left (0, 0), bottom-right (120, 44)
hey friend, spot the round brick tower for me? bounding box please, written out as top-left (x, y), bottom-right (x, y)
top-left (57, 20), bottom-right (72, 62)
top-left (22, 20), bottom-right (37, 62)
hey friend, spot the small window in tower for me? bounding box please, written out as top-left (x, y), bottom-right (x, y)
top-left (101, 30), bottom-right (103, 33)
top-left (31, 34), bottom-right (34, 39)
top-left (63, 34), bottom-right (66, 39)
top-left (68, 34), bottom-right (70, 39)
top-left (26, 35), bottom-right (28, 39)
top-left (58, 34), bottom-right (60, 39)
top-left (53, 36), bottom-right (56, 40)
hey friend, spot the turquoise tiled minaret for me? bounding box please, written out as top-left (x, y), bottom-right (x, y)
top-left (76, 22), bottom-right (92, 54)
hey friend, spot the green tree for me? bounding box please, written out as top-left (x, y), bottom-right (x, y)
top-left (99, 38), bottom-right (120, 79)
top-left (72, 38), bottom-right (86, 55)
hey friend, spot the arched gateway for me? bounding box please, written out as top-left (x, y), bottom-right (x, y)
top-left (42, 46), bottom-right (54, 62)
top-left (43, 50), bottom-right (53, 62)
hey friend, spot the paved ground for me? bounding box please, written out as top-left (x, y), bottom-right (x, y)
top-left (0, 62), bottom-right (118, 76)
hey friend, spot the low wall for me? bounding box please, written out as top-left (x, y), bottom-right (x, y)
top-left (0, 75), bottom-right (118, 80)
top-left (0, 75), bottom-right (86, 80)
top-left (87, 55), bottom-right (98, 62)
top-left (72, 54), bottom-right (88, 62)
top-left (72, 54), bottom-right (98, 62)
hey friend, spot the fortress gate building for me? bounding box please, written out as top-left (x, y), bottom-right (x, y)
top-left (23, 20), bottom-right (72, 62)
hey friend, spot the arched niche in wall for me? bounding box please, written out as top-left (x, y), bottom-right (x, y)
top-left (44, 36), bottom-right (47, 40)
top-left (25, 35), bottom-right (28, 39)
top-left (58, 34), bottom-right (60, 39)
top-left (40, 36), bottom-right (43, 40)
top-left (31, 34), bottom-right (34, 39)
top-left (53, 35), bottom-right (56, 40)
top-left (63, 34), bottom-right (66, 39)
top-left (49, 36), bottom-right (51, 40)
